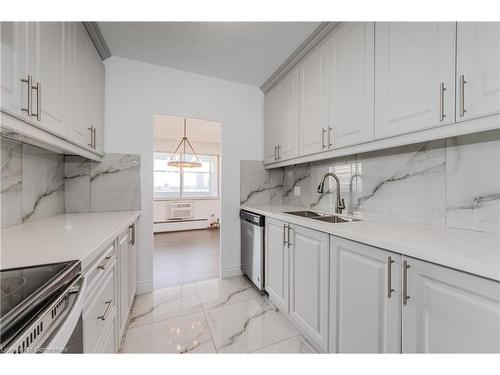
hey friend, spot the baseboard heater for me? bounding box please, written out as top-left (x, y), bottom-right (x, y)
top-left (154, 218), bottom-right (208, 233)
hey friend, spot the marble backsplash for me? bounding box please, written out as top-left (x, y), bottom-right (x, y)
top-left (240, 160), bottom-right (283, 206)
top-left (65, 154), bottom-right (141, 213)
top-left (1, 137), bottom-right (141, 228)
top-left (240, 129), bottom-right (500, 234)
top-left (1, 138), bottom-right (65, 227)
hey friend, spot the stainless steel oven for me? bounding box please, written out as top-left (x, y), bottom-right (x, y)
top-left (0, 261), bottom-right (87, 354)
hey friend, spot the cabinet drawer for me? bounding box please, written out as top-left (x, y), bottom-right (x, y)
top-left (85, 242), bottom-right (116, 298)
top-left (83, 265), bottom-right (117, 353)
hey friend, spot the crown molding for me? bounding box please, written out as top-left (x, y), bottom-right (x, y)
top-left (82, 22), bottom-right (111, 60)
top-left (260, 22), bottom-right (340, 93)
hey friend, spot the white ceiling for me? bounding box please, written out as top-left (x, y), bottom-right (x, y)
top-left (154, 115), bottom-right (221, 144)
top-left (98, 22), bottom-right (320, 87)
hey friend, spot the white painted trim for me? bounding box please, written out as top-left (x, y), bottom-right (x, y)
top-left (135, 280), bottom-right (153, 295)
top-left (264, 114), bottom-right (500, 169)
top-left (82, 22), bottom-right (111, 60)
top-left (221, 265), bottom-right (243, 278)
top-left (1, 111), bottom-right (103, 162)
top-left (260, 22), bottom-right (340, 93)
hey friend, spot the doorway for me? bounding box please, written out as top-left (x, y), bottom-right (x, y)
top-left (152, 115), bottom-right (221, 289)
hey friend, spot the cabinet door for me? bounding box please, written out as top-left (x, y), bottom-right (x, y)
top-left (128, 222), bottom-right (137, 308)
top-left (277, 68), bottom-right (300, 161)
top-left (402, 256), bottom-right (500, 353)
top-left (456, 22), bottom-right (500, 122)
top-left (289, 225), bottom-right (329, 351)
top-left (1, 22), bottom-right (28, 117)
top-left (329, 22), bottom-right (374, 148)
top-left (264, 85), bottom-right (280, 163)
top-left (299, 41), bottom-right (330, 156)
top-left (330, 237), bottom-right (401, 353)
top-left (67, 22), bottom-right (99, 151)
top-left (33, 22), bottom-right (66, 136)
top-left (265, 217), bottom-right (289, 312)
top-left (117, 229), bottom-right (129, 338)
top-left (375, 22), bottom-right (456, 139)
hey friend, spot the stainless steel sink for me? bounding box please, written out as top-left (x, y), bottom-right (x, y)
top-left (284, 210), bottom-right (361, 223)
top-left (283, 210), bottom-right (323, 218)
top-left (311, 215), bottom-right (360, 223)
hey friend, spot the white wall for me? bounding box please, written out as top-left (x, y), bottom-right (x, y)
top-left (104, 56), bottom-right (264, 293)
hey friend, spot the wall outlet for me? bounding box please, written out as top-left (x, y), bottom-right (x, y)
top-left (293, 186), bottom-right (301, 196)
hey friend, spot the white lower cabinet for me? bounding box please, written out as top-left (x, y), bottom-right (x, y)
top-left (289, 224), bottom-right (329, 351)
top-left (265, 217), bottom-right (289, 313)
top-left (265, 217), bottom-right (329, 351)
top-left (402, 256), bottom-right (500, 353)
top-left (82, 220), bottom-right (138, 353)
top-left (329, 237), bottom-right (401, 353)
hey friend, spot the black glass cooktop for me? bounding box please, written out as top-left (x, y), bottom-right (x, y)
top-left (0, 261), bottom-right (81, 342)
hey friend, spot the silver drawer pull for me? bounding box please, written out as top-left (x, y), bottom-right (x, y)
top-left (97, 256), bottom-right (114, 271)
top-left (387, 256), bottom-right (395, 298)
top-left (21, 75), bottom-right (33, 116)
top-left (98, 298), bottom-right (114, 321)
top-left (402, 260), bottom-right (410, 305)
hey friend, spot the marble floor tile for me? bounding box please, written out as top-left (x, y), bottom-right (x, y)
top-left (122, 311), bottom-right (215, 353)
top-left (252, 336), bottom-right (317, 353)
top-left (205, 297), bottom-right (298, 353)
top-left (129, 283), bottom-right (203, 328)
top-left (195, 275), bottom-right (261, 310)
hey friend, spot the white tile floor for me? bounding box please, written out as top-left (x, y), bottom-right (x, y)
top-left (121, 276), bottom-right (317, 354)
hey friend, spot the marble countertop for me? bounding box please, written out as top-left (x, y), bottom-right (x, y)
top-left (241, 204), bottom-right (500, 282)
top-left (1, 211), bottom-right (140, 271)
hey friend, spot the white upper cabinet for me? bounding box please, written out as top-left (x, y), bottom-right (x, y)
top-left (264, 69), bottom-right (299, 163)
top-left (330, 237), bottom-right (401, 353)
top-left (375, 22), bottom-right (456, 139)
top-left (277, 68), bottom-right (300, 161)
top-left (33, 22), bottom-right (67, 136)
top-left (402, 256), bottom-right (500, 353)
top-left (289, 224), bottom-right (329, 351)
top-left (456, 22), bottom-right (500, 122)
top-left (299, 41), bottom-right (330, 156)
top-left (328, 22), bottom-right (375, 149)
top-left (1, 22), bottom-right (105, 158)
top-left (1, 22), bottom-right (28, 118)
top-left (264, 84), bottom-right (280, 164)
top-left (67, 22), bottom-right (105, 154)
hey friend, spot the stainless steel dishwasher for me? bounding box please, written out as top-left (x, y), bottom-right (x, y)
top-left (240, 210), bottom-right (265, 291)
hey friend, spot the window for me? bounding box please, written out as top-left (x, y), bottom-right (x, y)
top-left (154, 152), bottom-right (219, 199)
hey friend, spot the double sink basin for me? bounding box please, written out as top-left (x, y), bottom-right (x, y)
top-left (283, 210), bottom-right (361, 224)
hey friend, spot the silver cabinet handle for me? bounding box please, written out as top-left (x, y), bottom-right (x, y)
top-left (274, 145), bottom-right (277, 160)
top-left (21, 75), bottom-right (33, 116)
top-left (402, 260), bottom-right (410, 305)
top-left (92, 127), bottom-right (96, 149)
top-left (88, 126), bottom-right (94, 148)
top-left (32, 81), bottom-right (41, 121)
top-left (321, 128), bottom-right (327, 149)
top-left (283, 224), bottom-right (288, 246)
top-left (439, 82), bottom-right (446, 122)
top-left (277, 145), bottom-right (281, 160)
top-left (387, 256), bottom-right (395, 298)
top-left (129, 224), bottom-right (136, 245)
top-left (328, 126), bottom-right (333, 148)
top-left (459, 75), bottom-right (467, 117)
top-left (98, 298), bottom-right (114, 321)
top-left (287, 226), bottom-right (293, 248)
top-left (97, 255), bottom-right (114, 271)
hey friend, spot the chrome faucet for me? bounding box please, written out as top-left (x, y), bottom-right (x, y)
top-left (317, 173), bottom-right (346, 214)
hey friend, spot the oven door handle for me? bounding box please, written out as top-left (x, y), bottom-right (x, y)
top-left (44, 276), bottom-right (87, 353)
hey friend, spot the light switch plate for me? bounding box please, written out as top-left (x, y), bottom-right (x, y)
top-left (293, 186), bottom-right (301, 196)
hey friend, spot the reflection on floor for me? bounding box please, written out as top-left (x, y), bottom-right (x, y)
top-left (154, 229), bottom-right (220, 289)
top-left (121, 276), bottom-right (317, 353)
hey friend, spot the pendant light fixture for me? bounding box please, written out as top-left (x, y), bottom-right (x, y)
top-left (167, 118), bottom-right (202, 168)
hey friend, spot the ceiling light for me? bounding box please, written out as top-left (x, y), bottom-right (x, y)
top-left (168, 118), bottom-right (202, 168)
